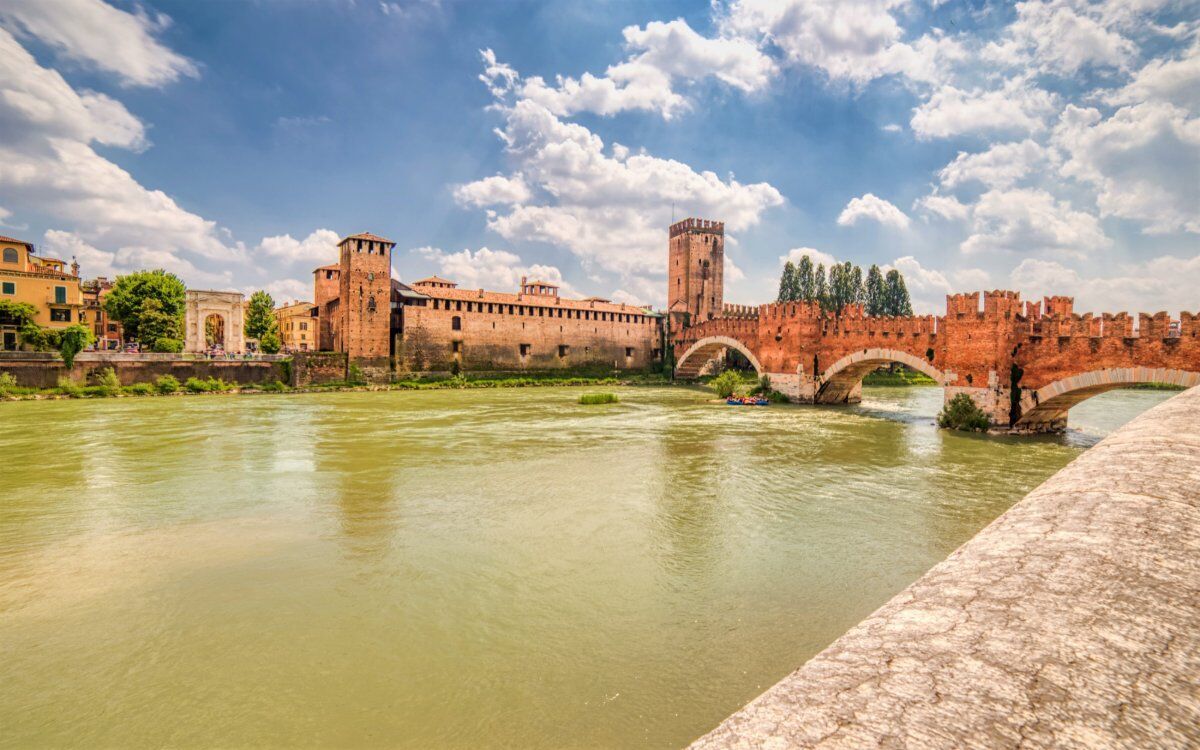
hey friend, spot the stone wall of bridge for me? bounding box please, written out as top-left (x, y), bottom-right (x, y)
top-left (673, 289), bottom-right (1200, 430)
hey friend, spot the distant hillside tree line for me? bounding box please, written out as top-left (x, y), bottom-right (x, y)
top-left (777, 256), bottom-right (912, 316)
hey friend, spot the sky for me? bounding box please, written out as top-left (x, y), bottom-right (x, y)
top-left (0, 0), bottom-right (1197, 316)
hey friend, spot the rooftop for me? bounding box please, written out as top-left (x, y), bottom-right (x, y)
top-left (340, 231), bottom-right (395, 245)
top-left (0, 235), bottom-right (32, 248)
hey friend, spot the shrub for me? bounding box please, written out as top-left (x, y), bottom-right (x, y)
top-left (579, 392), bottom-right (619, 405)
top-left (766, 390), bottom-right (790, 403)
top-left (184, 377), bottom-right (210, 393)
top-left (938, 393), bottom-right (991, 432)
top-left (58, 324), bottom-right (94, 368)
top-left (259, 380), bottom-right (288, 392)
top-left (152, 337), bottom-right (183, 353)
top-left (347, 363), bottom-right (366, 385)
top-left (95, 367), bottom-right (122, 396)
top-left (155, 374), bottom-right (180, 394)
top-left (57, 377), bottom-right (82, 397)
top-left (124, 382), bottom-right (155, 396)
top-left (710, 370), bottom-right (745, 399)
top-left (0, 372), bottom-right (16, 395)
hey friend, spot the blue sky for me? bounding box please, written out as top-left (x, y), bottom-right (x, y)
top-left (1, 0), bottom-right (1197, 314)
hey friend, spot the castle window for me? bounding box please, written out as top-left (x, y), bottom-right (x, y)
top-left (2, 248), bottom-right (16, 264)
top-left (625, 347), bottom-right (633, 358)
top-left (519, 343), bottom-right (530, 357)
top-left (558, 345), bottom-right (568, 358)
top-left (356, 240), bottom-right (363, 252)
top-left (367, 295), bottom-right (377, 312)
top-left (537, 308), bottom-right (543, 316)
top-left (455, 301), bottom-right (462, 312)
top-left (452, 316), bottom-right (462, 331)
top-left (452, 341), bottom-right (462, 353)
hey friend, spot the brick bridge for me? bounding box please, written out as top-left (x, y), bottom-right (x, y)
top-left (674, 292), bottom-right (1200, 432)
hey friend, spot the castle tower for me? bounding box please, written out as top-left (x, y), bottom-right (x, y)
top-left (337, 232), bottom-right (394, 370)
top-left (668, 217), bottom-right (724, 326)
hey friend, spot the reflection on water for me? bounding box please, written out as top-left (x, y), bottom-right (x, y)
top-left (0, 385), bottom-right (1175, 749)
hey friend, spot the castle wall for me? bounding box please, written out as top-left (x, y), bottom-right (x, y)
top-left (398, 297), bottom-right (661, 372)
top-left (668, 218), bottom-right (724, 323)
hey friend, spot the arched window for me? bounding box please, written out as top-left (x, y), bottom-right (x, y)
top-left (2, 248), bottom-right (16, 264)
top-left (451, 315), bottom-right (462, 331)
top-left (367, 295), bottom-right (377, 313)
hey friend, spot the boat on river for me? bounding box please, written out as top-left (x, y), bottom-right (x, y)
top-left (726, 396), bottom-right (770, 406)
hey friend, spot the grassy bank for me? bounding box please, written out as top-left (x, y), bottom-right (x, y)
top-left (862, 367), bottom-right (937, 386)
top-left (0, 369), bottom-right (672, 403)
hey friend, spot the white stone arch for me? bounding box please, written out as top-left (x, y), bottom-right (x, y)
top-left (675, 335), bottom-right (762, 378)
top-left (185, 290), bottom-right (246, 354)
top-left (816, 347), bottom-right (948, 404)
top-left (1016, 367), bottom-right (1200, 429)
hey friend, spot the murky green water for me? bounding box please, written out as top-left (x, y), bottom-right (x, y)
top-left (0, 385), bottom-right (1172, 749)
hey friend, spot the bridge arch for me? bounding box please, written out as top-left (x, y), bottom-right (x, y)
top-left (1016, 367), bottom-right (1200, 430)
top-left (816, 348), bottom-right (948, 404)
top-left (675, 336), bottom-right (762, 378)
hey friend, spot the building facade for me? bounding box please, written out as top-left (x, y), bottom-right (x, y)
top-left (667, 218), bottom-right (724, 330)
top-left (274, 301), bottom-right (317, 352)
top-left (81, 277), bottom-right (123, 350)
top-left (0, 235), bottom-right (84, 350)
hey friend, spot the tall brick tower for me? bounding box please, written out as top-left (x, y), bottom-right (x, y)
top-left (338, 231), bottom-right (394, 378)
top-left (668, 217), bottom-right (724, 326)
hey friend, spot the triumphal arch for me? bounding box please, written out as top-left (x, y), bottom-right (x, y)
top-left (184, 290), bottom-right (246, 354)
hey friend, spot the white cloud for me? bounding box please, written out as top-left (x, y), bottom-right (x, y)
top-left (952, 267), bottom-right (993, 290)
top-left (914, 193), bottom-right (970, 221)
top-left (983, 0), bottom-right (1136, 76)
top-left (1106, 40), bottom-right (1200, 112)
top-left (837, 193), bottom-right (910, 229)
top-left (40, 229), bottom-right (232, 286)
top-left (719, 0), bottom-right (965, 86)
top-left (961, 188), bottom-right (1110, 258)
top-left (887, 254), bottom-right (956, 313)
top-left (1053, 102), bottom-right (1200, 234)
top-left (412, 245), bottom-right (579, 298)
top-left (938, 139), bottom-right (1050, 189)
top-left (459, 94), bottom-right (783, 277)
top-left (498, 19), bottom-right (775, 120)
top-left (911, 79), bottom-right (1058, 140)
top-left (1010, 254), bottom-right (1200, 316)
top-left (260, 277), bottom-right (311, 305)
top-left (256, 229), bottom-right (340, 266)
top-left (0, 0), bottom-right (197, 87)
top-left (882, 123), bottom-right (902, 132)
top-left (780, 246), bottom-right (838, 269)
top-left (453, 173), bottom-right (532, 206)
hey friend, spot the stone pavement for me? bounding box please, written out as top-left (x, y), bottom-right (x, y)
top-left (690, 386), bottom-right (1200, 749)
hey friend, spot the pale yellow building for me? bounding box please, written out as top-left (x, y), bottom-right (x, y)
top-left (275, 301), bottom-right (317, 352)
top-left (0, 235), bottom-right (84, 350)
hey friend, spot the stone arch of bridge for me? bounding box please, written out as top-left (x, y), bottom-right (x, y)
top-left (675, 336), bottom-right (762, 378)
top-left (1016, 367), bottom-right (1200, 430)
top-left (816, 348), bottom-right (948, 404)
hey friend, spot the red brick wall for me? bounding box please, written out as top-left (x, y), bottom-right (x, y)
top-left (668, 218), bottom-right (724, 323)
top-left (337, 238), bottom-right (392, 361)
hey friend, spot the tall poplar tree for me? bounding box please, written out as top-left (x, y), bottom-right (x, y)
top-left (814, 264), bottom-right (829, 311)
top-left (865, 265), bottom-right (885, 316)
top-left (797, 256), bottom-right (815, 302)
top-left (777, 261), bottom-right (797, 303)
top-left (851, 264), bottom-right (864, 305)
top-left (884, 270), bottom-right (913, 316)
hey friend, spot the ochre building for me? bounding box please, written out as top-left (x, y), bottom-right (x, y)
top-left (274, 301), bottom-right (317, 352)
top-left (307, 231), bottom-right (664, 377)
top-left (0, 235), bottom-right (84, 350)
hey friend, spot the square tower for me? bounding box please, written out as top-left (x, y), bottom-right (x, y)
top-left (337, 232), bottom-right (394, 363)
top-left (668, 218), bottom-right (724, 325)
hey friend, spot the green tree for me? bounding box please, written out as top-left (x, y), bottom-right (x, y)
top-left (259, 327), bottom-right (281, 354)
top-left (865, 265), bottom-right (885, 316)
top-left (137, 297), bottom-right (184, 351)
top-left (796, 255), bottom-right (815, 302)
top-left (103, 270), bottom-right (186, 342)
top-left (244, 290), bottom-right (277, 340)
top-left (777, 261), bottom-right (797, 303)
top-left (851, 264), bottom-right (864, 305)
top-left (938, 393), bottom-right (990, 431)
top-left (57, 324), bottom-right (93, 368)
top-left (814, 264), bottom-right (828, 311)
top-left (884, 269), bottom-right (913, 316)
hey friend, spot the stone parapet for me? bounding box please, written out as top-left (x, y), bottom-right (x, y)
top-left (690, 385), bottom-right (1200, 749)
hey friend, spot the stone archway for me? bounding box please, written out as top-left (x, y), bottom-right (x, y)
top-left (675, 335), bottom-right (763, 378)
top-left (816, 348), bottom-right (948, 404)
top-left (1016, 367), bottom-right (1200, 430)
top-left (185, 290), bottom-right (246, 354)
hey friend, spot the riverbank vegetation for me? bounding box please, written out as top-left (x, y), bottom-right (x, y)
top-left (706, 371), bottom-right (789, 402)
top-left (862, 366), bottom-right (937, 386)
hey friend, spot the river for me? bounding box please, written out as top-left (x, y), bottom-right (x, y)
top-left (0, 385), bottom-right (1174, 748)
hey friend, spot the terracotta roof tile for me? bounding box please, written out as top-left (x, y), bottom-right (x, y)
top-left (412, 276), bottom-right (457, 286)
top-left (0, 235), bottom-right (32, 247)
top-left (340, 232), bottom-right (394, 244)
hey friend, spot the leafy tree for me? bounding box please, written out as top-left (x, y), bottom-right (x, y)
top-left (103, 269), bottom-right (186, 342)
top-left (851, 264), bottom-right (864, 305)
top-left (57, 324), bottom-right (94, 368)
top-left (153, 337), bottom-right (183, 353)
top-left (710, 370), bottom-right (745, 398)
top-left (814, 264), bottom-right (828, 310)
top-left (865, 265), bottom-right (886, 316)
top-left (245, 290), bottom-right (277, 340)
top-left (884, 269), bottom-right (913, 316)
top-left (796, 255), bottom-right (815, 302)
top-left (777, 261), bottom-right (797, 303)
top-left (137, 297), bottom-right (184, 350)
top-left (259, 327), bottom-right (281, 354)
top-left (0, 300), bottom-right (37, 328)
